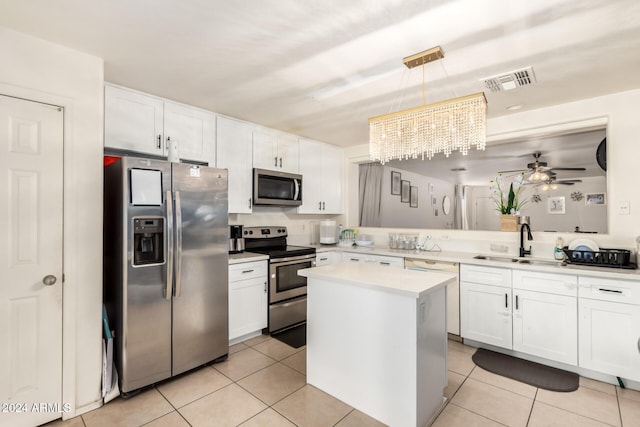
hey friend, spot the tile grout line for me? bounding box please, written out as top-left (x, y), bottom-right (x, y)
top-left (525, 388), bottom-right (539, 427)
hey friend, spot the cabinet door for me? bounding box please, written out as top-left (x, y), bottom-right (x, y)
top-left (321, 143), bottom-right (343, 213)
top-left (579, 298), bottom-right (640, 381)
top-left (513, 290), bottom-right (577, 364)
top-left (253, 128), bottom-right (278, 170)
top-left (298, 138), bottom-right (323, 213)
top-left (460, 281), bottom-right (512, 349)
top-left (298, 138), bottom-right (343, 214)
top-left (229, 276), bottom-right (268, 341)
top-left (276, 132), bottom-right (299, 173)
top-left (163, 101), bottom-right (215, 164)
top-left (104, 84), bottom-right (164, 155)
top-left (216, 116), bottom-right (253, 213)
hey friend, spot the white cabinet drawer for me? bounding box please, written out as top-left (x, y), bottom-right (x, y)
top-left (460, 264), bottom-right (511, 287)
top-left (229, 260), bottom-right (268, 282)
top-left (369, 254), bottom-right (403, 268)
top-left (578, 276), bottom-right (640, 304)
top-left (513, 270), bottom-right (578, 296)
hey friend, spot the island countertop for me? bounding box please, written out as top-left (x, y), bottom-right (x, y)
top-left (299, 262), bottom-right (456, 299)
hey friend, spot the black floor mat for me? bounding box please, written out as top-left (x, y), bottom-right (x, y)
top-left (472, 348), bottom-right (579, 392)
top-left (272, 324), bottom-right (306, 348)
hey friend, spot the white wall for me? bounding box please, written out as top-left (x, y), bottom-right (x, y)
top-left (345, 89), bottom-right (640, 257)
top-left (0, 27), bottom-right (104, 416)
top-left (379, 166), bottom-right (455, 229)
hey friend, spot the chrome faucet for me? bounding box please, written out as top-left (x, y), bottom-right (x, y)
top-left (519, 223), bottom-right (533, 257)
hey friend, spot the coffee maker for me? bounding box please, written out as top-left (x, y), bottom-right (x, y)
top-left (229, 225), bottom-right (245, 254)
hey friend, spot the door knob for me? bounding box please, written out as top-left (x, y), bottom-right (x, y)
top-left (42, 275), bottom-right (57, 286)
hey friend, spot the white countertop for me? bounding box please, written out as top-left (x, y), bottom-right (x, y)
top-left (313, 244), bottom-right (640, 281)
top-left (299, 263), bottom-right (456, 299)
top-left (228, 252), bottom-right (269, 264)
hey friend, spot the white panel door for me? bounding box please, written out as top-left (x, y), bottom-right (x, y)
top-left (0, 95), bottom-right (64, 426)
top-left (104, 84), bottom-right (164, 155)
top-left (460, 281), bottom-right (513, 349)
top-left (163, 101), bottom-right (215, 164)
top-left (216, 116), bottom-right (253, 213)
top-left (579, 298), bottom-right (640, 381)
top-left (513, 290), bottom-right (578, 364)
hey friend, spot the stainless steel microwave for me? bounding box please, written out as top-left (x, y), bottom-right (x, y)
top-left (253, 168), bottom-right (302, 206)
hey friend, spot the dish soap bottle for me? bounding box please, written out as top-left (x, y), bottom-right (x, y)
top-left (554, 237), bottom-right (564, 260)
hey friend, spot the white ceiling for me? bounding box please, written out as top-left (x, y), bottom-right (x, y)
top-left (1, 0), bottom-right (639, 148)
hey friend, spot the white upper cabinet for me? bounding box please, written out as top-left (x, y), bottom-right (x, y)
top-left (253, 128), bottom-right (299, 173)
top-left (163, 100), bottom-right (214, 164)
top-left (298, 138), bottom-right (343, 214)
top-left (104, 84), bottom-right (215, 165)
top-left (105, 84), bottom-right (164, 156)
top-left (216, 116), bottom-right (254, 213)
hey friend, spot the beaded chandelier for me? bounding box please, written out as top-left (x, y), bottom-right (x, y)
top-left (369, 47), bottom-right (487, 164)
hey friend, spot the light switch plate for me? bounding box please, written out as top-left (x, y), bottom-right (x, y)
top-left (617, 200), bottom-right (630, 215)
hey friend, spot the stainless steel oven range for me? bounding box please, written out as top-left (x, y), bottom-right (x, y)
top-left (243, 226), bottom-right (315, 333)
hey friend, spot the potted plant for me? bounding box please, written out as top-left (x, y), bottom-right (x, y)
top-left (491, 173), bottom-right (527, 231)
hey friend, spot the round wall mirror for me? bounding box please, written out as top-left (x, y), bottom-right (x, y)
top-left (442, 195), bottom-right (451, 215)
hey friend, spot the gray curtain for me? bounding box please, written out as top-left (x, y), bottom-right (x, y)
top-left (454, 184), bottom-right (470, 230)
top-left (359, 163), bottom-right (383, 227)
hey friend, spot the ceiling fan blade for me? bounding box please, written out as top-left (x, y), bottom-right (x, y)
top-left (549, 167), bottom-right (586, 171)
top-left (498, 168), bottom-right (529, 174)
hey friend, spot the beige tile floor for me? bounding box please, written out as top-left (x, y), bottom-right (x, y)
top-left (46, 336), bottom-right (639, 427)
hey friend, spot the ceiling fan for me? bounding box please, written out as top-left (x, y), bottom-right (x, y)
top-left (499, 151), bottom-right (586, 182)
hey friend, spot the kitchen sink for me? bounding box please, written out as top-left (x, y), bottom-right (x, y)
top-left (473, 255), bottom-right (518, 263)
top-left (518, 259), bottom-right (567, 267)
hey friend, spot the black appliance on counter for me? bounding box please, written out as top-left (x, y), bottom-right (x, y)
top-left (229, 225), bottom-right (245, 254)
top-left (243, 226), bottom-right (315, 334)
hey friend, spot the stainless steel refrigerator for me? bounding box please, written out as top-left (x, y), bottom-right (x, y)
top-left (103, 156), bottom-right (228, 394)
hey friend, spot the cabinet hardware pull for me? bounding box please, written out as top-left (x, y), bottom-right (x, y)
top-left (279, 157), bottom-right (282, 168)
top-left (248, 198), bottom-right (252, 209)
top-left (598, 288), bottom-right (622, 294)
top-left (380, 262), bottom-right (390, 266)
top-left (242, 269), bottom-right (254, 274)
top-left (350, 258), bottom-right (359, 262)
top-left (319, 201), bottom-right (322, 210)
top-left (515, 295), bottom-right (519, 310)
top-left (505, 293), bottom-right (508, 308)
top-left (274, 156), bottom-right (278, 167)
top-left (322, 201), bottom-right (325, 210)
top-left (320, 257), bottom-right (328, 261)
top-left (637, 337), bottom-right (640, 354)
top-left (157, 134), bottom-right (162, 149)
top-left (264, 281), bottom-right (267, 293)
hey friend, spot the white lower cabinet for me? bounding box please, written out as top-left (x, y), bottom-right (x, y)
top-left (228, 260), bottom-right (268, 343)
top-left (460, 264), bottom-right (512, 349)
top-left (316, 251), bottom-right (340, 266)
top-left (460, 281), bottom-right (513, 349)
top-left (578, 276), bottom-right (640, 381)
top-left (512, 270), bottom-right (578, 365)
top-left (341, 252), bottom-right (403, 268)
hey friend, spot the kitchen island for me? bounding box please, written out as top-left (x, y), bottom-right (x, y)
top-left (299, 263), bottom-right (456, 427)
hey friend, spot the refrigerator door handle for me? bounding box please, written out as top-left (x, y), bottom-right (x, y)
top-left (166, 190), bottom-right (174, 300)
top-left (175, 190), bottom-right (183, 297)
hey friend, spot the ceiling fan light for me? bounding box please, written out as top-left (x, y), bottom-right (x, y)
top-left (551, 184), bottom-right (558, 190)
top-left (541, 184), bottom-right (549, 191)
top-left (540, 172), bottom-right (550, 181)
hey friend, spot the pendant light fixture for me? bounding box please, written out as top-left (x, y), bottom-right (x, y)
top-left (369, 46), bottom-right (487, 164)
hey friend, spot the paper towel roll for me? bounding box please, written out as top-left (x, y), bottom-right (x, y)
top-left (167, 138), bottom-right (180, 163)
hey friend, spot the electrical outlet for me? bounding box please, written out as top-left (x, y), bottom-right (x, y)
top-left (617, 201), bottom-right (630, 215)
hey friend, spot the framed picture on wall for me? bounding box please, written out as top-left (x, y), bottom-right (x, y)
top-left (585, 193), bottom-right (606, 206)
top-left (410, 186), bottom-right (418, 208)
top-left (401, 180), bottom-right (410, 203)
top-left (391, 171), bottom-right (401, 195)
top-left (548, 196), bottom-right (566, 214)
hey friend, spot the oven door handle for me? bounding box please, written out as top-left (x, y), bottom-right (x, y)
top-left (271, 257), bottom-right (316, 268)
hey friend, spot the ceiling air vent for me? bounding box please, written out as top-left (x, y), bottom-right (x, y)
top-left (481, 66), bottom-right (536, 92)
